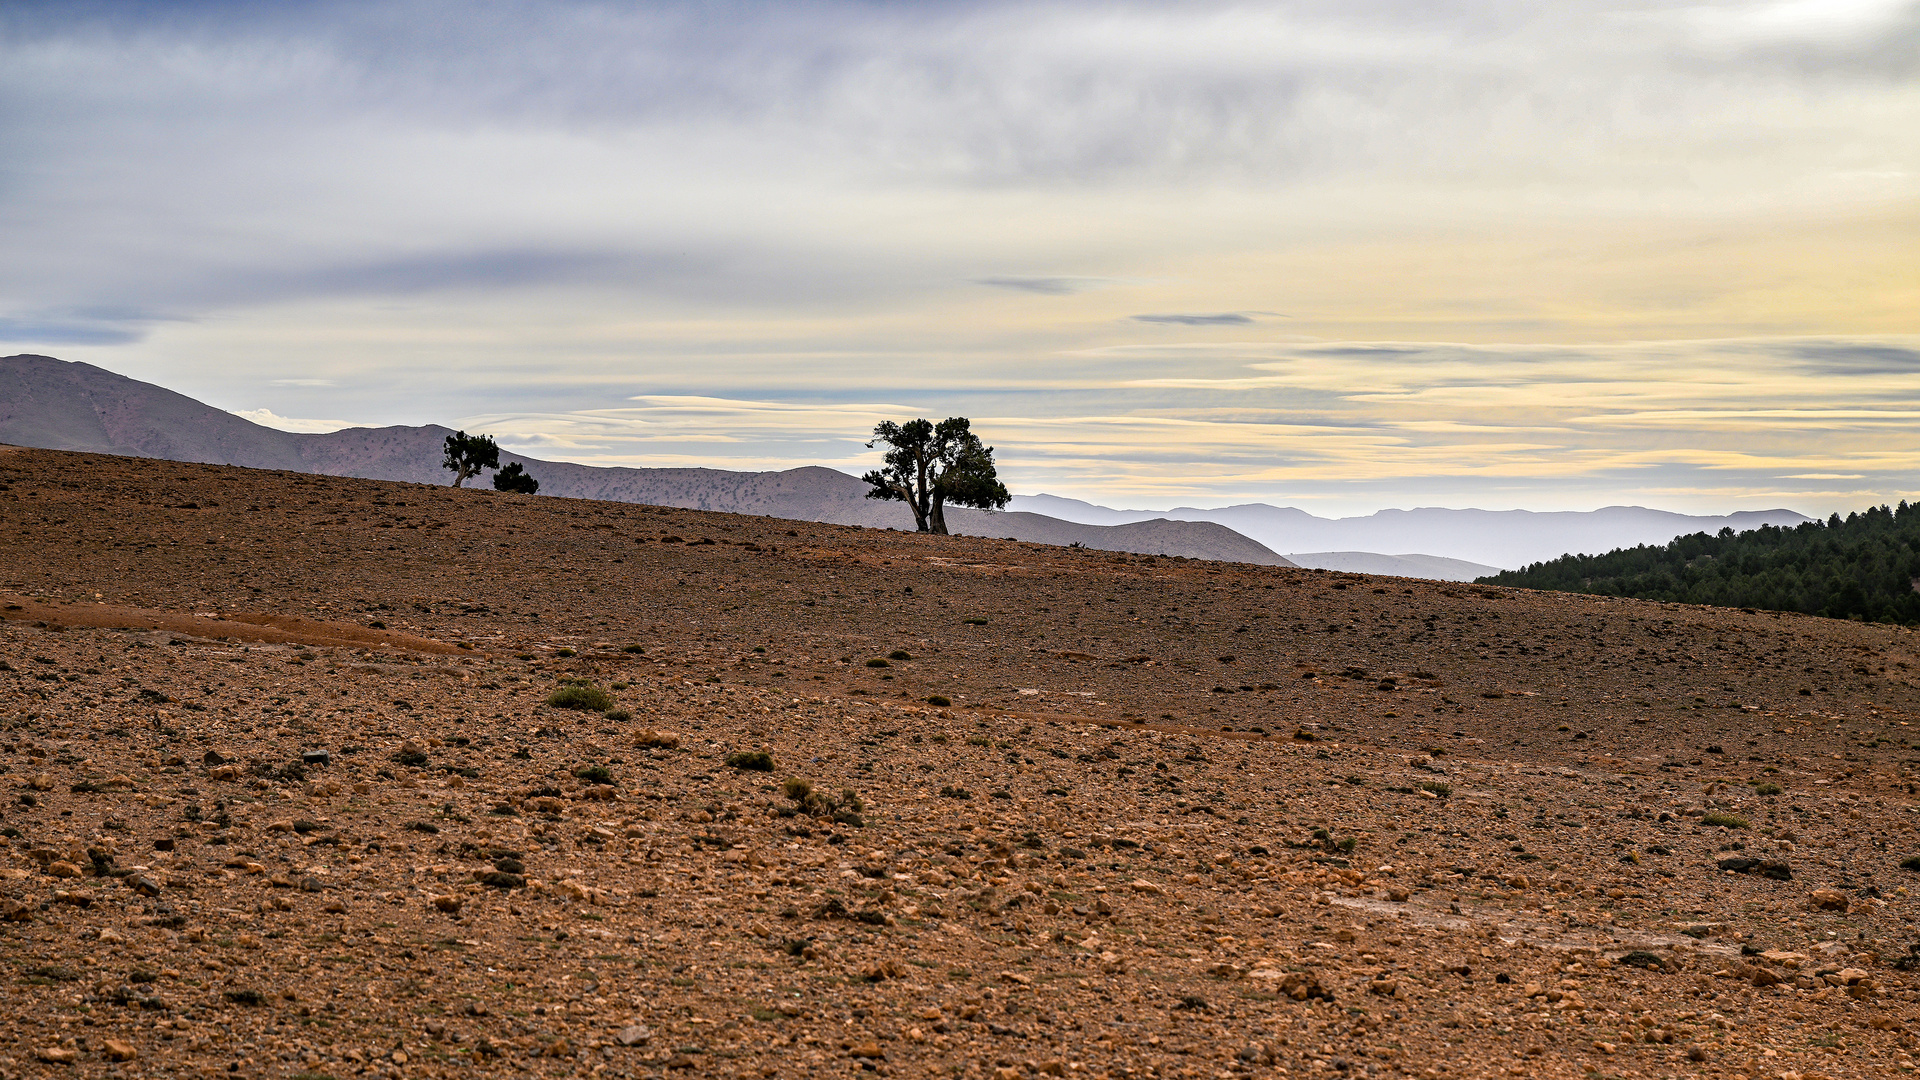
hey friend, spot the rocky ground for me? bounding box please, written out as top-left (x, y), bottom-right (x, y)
top-left (0, 445), bottom-right (1916, 1080)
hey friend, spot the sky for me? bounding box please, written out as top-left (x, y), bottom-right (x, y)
top-left (2, 0), bottom-right (1917, 516)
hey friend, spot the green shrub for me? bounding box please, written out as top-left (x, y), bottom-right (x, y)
top-left (1752, 782), bottom-right (1783, 795)
top-left (605, 708), bottom-right (632, 722)
top-left (888, 650), bottom-right (912, 661)
top-left (783, 777), bottom-right (813, 802)
top-left (1702, 812), bottom-right (1749, 829)
top-left (726, 751), bottom-right (775, 772)
top-left (575, 765), bottom-right (613, 785)
top-left (926, 695), bottom-right (951, 707)
top-left (555, 647), bottom-right (576, 657)
top-left (865, 658), bottom-right (890, 668)
top-left (547, 684), bottom-right (614, 712)
top-left (1898, 855), bottom-right (1920, 872)
top-left (1419, 781), bottom-right (1452, 798)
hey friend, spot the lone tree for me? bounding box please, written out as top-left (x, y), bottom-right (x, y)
top-left (862, 417), bottom-right (1009, 534)
top-left (442, 430), bottom-right (500, 488)
top-left (492, 461), bottom-right (539, 494)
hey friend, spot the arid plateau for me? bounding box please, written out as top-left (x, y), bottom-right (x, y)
top-left (0, 446), bottom-right (1916, 1080)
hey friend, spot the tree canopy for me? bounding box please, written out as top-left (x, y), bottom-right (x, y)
top-left (861, 417), bottom-right (1010, 535)
top-left (1480, 501), bottom-right (1920, 624)
top-left (492, 461), bottom-right (539, 494)
top-left (441, 430), bottom-right (499, 488)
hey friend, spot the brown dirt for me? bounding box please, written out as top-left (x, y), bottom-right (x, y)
top-left (1, 596), bottom-right (472, 656)
top-left (0, 447), bottom-right (1916, 1079)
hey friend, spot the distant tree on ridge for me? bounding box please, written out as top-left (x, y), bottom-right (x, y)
top-left (442, 430), bottom-right (500, 488)
top-left (493, 461), bottom-right (539, 494)
top-left (862, 417), bottom-right (1010, 535)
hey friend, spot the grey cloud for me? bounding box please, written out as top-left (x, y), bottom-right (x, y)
top-left (1778, 341), bottom-right (1920, 377)
top-left (1132, 312), bottom-right (1255, 325)
top-left (263, 248), bottom-right (645, 299)
top-left (0, 317), bottom-right (146, 345)
top-left (976, 277), bottom-right (1095, 295)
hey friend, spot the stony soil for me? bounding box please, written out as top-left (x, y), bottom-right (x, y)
top-left (0, 445), bottom-right (1917, 1080)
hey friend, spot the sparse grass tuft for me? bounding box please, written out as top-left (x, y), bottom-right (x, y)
top-left (1752, 782), bottom-right (1783, 795)
top-left (1702, 812), bottom-right (1749, 829)
top-left (888, 650), bottom-right (912, 661)
top-left (865, 657), bottom-right (890, 668)
top-left (1419, 781), bottom-right (1452, 798)
top-left (926, 695), bottom-right (951, 707)
top-left (726, 751), bottom-right (775, 772)
top-left (546, 684), bottom-right (614, 712)
top-left (1899, 855), bottom-right (1920, 872)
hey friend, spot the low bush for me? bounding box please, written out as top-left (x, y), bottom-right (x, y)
top-left (547, 684), bottom-right (614, 712)
top-left (1702, 812), bottom-right (1750, 829)
top-left (726, 751), bottom-right (775, 771)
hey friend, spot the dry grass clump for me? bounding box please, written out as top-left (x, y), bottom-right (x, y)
top-left (547, 680), bottom-right (614, 712)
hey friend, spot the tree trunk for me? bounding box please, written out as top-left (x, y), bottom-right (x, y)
top-left (929, 496), bottom-right (948, 535)
top-left (894, 483), bottom-right (928, 531)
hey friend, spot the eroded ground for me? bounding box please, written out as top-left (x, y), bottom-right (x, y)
top-left (0, 447), bottom-right (1917, 1080)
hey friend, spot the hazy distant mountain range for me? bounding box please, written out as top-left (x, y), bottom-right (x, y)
top-left (1012, 494), bottom-right (1810, 572)
top-left (0, 354), bottom-right (1291, 566)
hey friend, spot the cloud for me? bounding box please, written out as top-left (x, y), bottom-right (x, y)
top-left (0, 317), bottom-right (146, 346)
top-left (1132, 313), bottom-right (1256, 326)
top-left (1779, 341), bottom-right (1920, 376)
top-left (974, 277), bottom-right (1107, 295)
top-left (229, 408), bottom-right (366, 434)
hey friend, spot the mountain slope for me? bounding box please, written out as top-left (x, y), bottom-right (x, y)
top-left (0, 354), bottom-right (1293, 566)
top-left (1287, 551), bottom-right (1505, 582)
top-left (0, 353), bottom-right (310, 470)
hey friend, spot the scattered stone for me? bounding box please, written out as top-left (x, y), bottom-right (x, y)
top-left (102, 1039), bottom-right (137, 1062)
top-left (615, 1024), bottom-right (653, 1047)
top-left (1808, 888), bottom-right (1849, 911)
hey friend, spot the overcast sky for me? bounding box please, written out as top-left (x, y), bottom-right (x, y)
top-left (3, 0), bottom-right (1917, 515)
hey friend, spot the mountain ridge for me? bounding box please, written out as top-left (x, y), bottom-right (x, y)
top-left (0, 354), bottom-right (1293, 567)
top-left (1012, 493), bottom-right (1810, 570)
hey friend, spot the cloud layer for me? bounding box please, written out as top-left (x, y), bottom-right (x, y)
top-left (4, 0), bottom-right (1917, 514)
